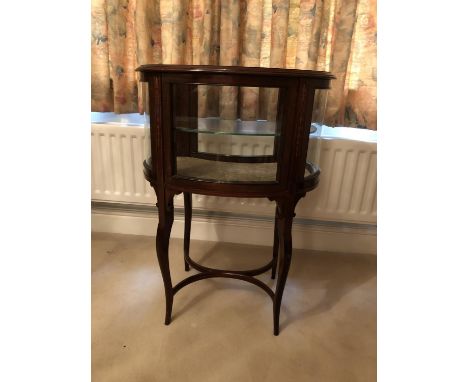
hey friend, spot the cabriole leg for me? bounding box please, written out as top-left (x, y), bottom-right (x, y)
top-left (184, 192), bottom-right (192, 272)
top-left (273, 200), bottom-right (295, 335)
top-left (183, 192), bottom-right (192, 271)
top-left (155, 194), bottom-right (175, 325)
top-left (271, 206), bottom-right (279, 279)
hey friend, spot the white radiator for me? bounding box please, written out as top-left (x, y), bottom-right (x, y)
top-left (91, 123), bottom-right (376, 225)
top-left (91, 124), bottom-right (154, 204)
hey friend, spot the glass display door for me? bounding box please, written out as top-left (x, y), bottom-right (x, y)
top-left (170, 82), bottom-right (284, 184)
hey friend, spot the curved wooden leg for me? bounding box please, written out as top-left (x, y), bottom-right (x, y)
top-left (155, 194), bottom-right (175, 325)
top-left (273, 195), bottom-right (302, 335)
top-left (271, 206), bottom-right (279, 279)
top-left (273, 215), bottom-right (293, 334)
top-left (183, 192), bottom-right (192, 272)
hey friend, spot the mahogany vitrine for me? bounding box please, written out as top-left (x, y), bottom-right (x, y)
top-left (137, 64), bottom-right (334, 335)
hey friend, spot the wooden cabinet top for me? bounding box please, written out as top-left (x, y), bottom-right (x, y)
top-left (136, 64), bottom-right (335, 83)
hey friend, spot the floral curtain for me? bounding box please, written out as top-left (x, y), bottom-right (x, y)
top-left (91, 0), bottom-right (376, 129)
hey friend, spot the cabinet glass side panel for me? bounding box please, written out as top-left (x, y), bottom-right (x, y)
top-left (308, 89), bottom-right (328, 166)
top-left (171, 84), bottom-right (282, 184)
top-left (142, 82), bottom-right (151, 163)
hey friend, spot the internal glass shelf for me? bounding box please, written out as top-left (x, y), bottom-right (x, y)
top-left (175, 117), bottom-right (279, 136)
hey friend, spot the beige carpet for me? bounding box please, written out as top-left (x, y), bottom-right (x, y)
top-left (92, 232), bottom-right (376, 382)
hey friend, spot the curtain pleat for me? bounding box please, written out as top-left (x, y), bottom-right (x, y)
top-left (239, 0), bottom-right (263, 120)
top-left (91, 0), bottom-right (377, 129)
top-left (218, 0), bottom-right (240, 120)
top-left (326, 0), bottom-right (359, 126)
top-left (104, 0), bottom-right (139, 113)
top-left (91, 0), bottom-right (113, 111)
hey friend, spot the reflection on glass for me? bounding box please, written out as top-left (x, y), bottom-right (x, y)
top-left (172, 84), bottom-right (282, 183)
top-left (175, 117), bottom-right (278, 136)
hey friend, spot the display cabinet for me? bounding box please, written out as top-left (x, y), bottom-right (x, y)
top-left (137, 64), bottom-right (334, 335)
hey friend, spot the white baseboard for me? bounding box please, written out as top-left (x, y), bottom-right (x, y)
top-left (92, 202), bottom-right (376, 255)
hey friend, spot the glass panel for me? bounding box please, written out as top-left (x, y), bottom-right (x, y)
top-left (307, 89), bottom-right (328, 168)
top-left (171, 84), bottom-right (282, 183)
top-left (174, 117), bottom-right (278, 136)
